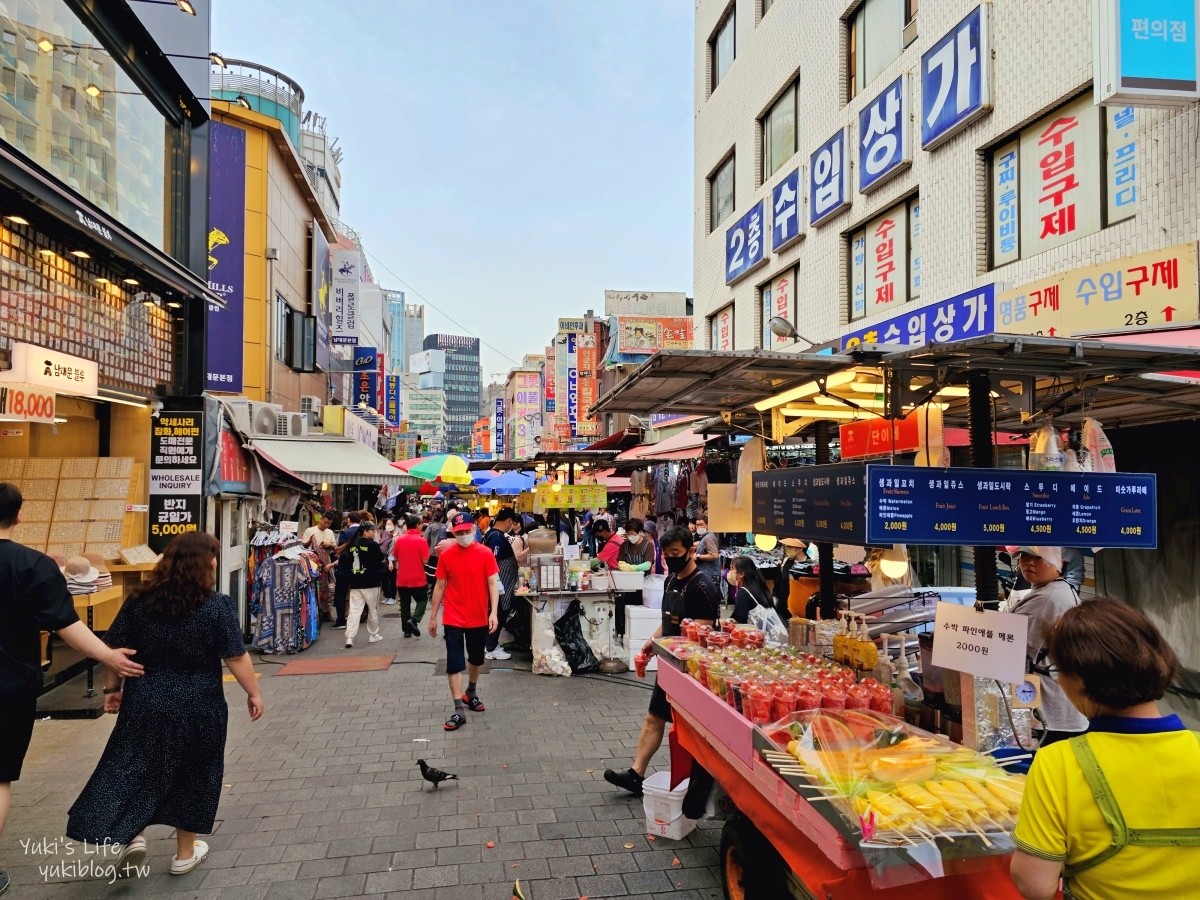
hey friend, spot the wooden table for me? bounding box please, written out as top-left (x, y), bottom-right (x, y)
top-left (71, 586), bottom-right (123, 696)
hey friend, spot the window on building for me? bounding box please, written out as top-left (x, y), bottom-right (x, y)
top-left (275, 295), bottom-right (290, 363)
top-left (760, 267), bottom-right (798, 350)
top-left (847, 0), bottom-right (905, 100)
top-left (761, 80), bottom-right (798, 179)
top-left (709, 153), bottom-right (735, 232)
top-left (988, 95), bottom-right (1138, 268)
top-left (848, 196), bottom-right (921, 322)
top-left (710, 4), bottom-right (736, 92)
top-left (709, 303), bottom-right (735, 351)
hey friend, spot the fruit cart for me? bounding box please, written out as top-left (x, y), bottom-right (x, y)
top-left (654, 641), bottom-right (1024, 900)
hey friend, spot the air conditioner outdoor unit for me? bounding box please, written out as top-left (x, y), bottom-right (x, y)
top-left (300, 395), bottom-right (323, 416)
top-left (275, 412), bottom-right (309, 437)
top-left (227, 399), bottom-right (284, 436)
top-left (305, 410), bottom-right (322, 431)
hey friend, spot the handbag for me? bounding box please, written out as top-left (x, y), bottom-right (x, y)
top-left (747, 597), bottom-right (789, 647)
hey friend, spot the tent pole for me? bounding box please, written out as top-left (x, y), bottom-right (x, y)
top-left (815, 421), bottom-right (835, 615)
top-left (969, 370), bottom-right (999, 609)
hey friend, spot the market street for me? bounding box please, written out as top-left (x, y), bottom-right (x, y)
top-left (4, 611), bottom-right (723, 900)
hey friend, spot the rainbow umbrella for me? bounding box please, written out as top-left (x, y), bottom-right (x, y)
top-left (406, 454), bottom-right (473, 485)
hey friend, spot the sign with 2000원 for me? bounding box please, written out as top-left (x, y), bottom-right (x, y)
top-left (865, 465), bottom-right (1157, 549)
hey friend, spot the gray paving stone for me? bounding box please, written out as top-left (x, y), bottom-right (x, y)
top-left (412, 864), bottom-right (460, 889)
top-left (622, 869), bottom-right (676, 893)
top-left (312, 872), bottom-right (368, 898)
top-left (577, 873), bottom-right (632, 897)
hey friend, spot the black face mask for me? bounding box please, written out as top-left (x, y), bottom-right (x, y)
top-left (664, 555), bottom-right (689, 574)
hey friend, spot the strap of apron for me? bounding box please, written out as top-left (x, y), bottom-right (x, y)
top-left (1064, 732), bottom-right (1200, 884)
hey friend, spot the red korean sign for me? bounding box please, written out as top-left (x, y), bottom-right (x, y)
top-left (840, 414), bottom-right (921, 459)
top-left (576, 336), bottom-right (599, 437)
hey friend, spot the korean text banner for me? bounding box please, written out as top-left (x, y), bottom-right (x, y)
top-left (841, 284), bottom-right (995, 350)
top-left (330, 250), bottom-right (360, 345)
top-left (205, 121), bottom-right (246, 392)
top-left (725, 200), bottom-right (767, 284)
top-left (615, 316), bottom-right (694, 354)
top-left (534, 483), bottom-right (607, 510)
top-left (149, 412), bottom-right (204, 553)
top-left (494, 397), bottom-right (505, 457)
top-left (995, 243), bottom-right (1198, 336)
top-left (576, 333), bottom-right (599, 438)
top-left (921, 5), bottom-right (992, 149)
top-left (866, 465), bottom-right (1157, 548)
top-left (751, 463), bottom-right (874, 545)
top-left (310, 223), bottom-right (332, 372)
top-left (385, 375), bottom-right (401, 428)
top-left (858, 75), bottom-right (911, 193)
top-left (353, 347), bottom-right (377, 409)
top-left (1097, 0), bottom-right (1200, 104)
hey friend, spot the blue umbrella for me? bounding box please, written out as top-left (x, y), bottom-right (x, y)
top-left (471, 469), bottom-right (500, 487)
top-left (478, 470), bottom-right (535, 495)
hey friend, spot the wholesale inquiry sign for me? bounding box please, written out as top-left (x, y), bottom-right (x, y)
top-left (148, 411), bottom-right (204, 554)
top-left (865, 465), bottom-right (1157, 548)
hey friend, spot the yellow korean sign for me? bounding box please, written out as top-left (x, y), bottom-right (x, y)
top-left (533, 483), bottom-right (607, 510)
top-left (996, 243), bottom-right (1198, 336)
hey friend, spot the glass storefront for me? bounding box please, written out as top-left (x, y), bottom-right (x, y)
top-left (0, 220), bottom-right (174, 394)
top-left (0, 0), bottom-right (170, 249)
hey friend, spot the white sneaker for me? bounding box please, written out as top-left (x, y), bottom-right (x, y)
top-left (382, 598), bottom-right (397, 605)
top-left (485, 647), bottom-right (511, 660)
top-left (170, 840), bottom-right (208, 875)
top-left (344, 641), bottom-right (353, 649)
top-left (115, 835), bottom-right (147, 878)
top-left (368, 634), bottom-right (384, 643)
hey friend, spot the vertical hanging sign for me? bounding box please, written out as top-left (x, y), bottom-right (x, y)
top-left (148, 411), bottom-right (204, 553)
top-left (205, 121), bottom-right (246, 392)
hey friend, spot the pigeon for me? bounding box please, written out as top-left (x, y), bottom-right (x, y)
top-left (418, 759), bottom-right (458, 789)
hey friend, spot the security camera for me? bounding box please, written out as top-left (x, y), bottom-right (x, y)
top-left (150, 400), bottom-right (164, 418)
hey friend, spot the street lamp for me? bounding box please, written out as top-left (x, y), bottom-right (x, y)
top-left (769, 317), bottom-right (818, 346)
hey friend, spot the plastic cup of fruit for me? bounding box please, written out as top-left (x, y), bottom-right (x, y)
top-left (749, 688), bottom-right (774, 725)
top-left (796, 687), bottom-right (823, 711)
top-left (845, 685), bottom-right (872, 710)
top-left (725, 675), bottom-right (744, 708)
top-left (634, 653), bottom-right (649, 679)
top-left (870, 685), bottom-right (894, 713)
top-left (821, 686), bottom-right (848, 710)
top-left (747, 630), bottom-right (766, 649)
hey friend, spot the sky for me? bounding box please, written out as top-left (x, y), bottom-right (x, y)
top-left (213, 0), bottom-right (695, 379)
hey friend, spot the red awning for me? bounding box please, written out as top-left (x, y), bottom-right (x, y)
top-left (591, 468), bottom-right (632, 491)
top-left (617, 428), bottom-right (713, 462)
top-left (581, 429), bottom-right (644, 452)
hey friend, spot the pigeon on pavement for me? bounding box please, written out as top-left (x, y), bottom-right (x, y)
top-left (418, 759), bottom-right (458, 789)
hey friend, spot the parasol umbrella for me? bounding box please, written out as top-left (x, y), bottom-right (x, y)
top-left (471, 469), bottom-right (500, 486)
top-left (417, 481), bottom-right (439, 496)
top-left (405, 454), bottom-right (473, 485)
top-left (478, 470), bottom-right (535, 495)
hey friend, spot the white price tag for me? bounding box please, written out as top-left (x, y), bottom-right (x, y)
top-left (931, 601), bottom-right (1029, 684)
top-left (279, 521), bottom-right (299, 534)
top-left (561, 544), bottom-right (580, 561)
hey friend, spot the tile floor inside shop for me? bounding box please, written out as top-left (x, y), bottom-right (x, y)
top-left (5, 605), bottom-right (723, 900)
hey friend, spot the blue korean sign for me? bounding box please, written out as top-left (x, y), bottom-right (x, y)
top-left (810, 128), bottom-right (850, 226)
top-left (725, 200), bottom-right (767, 284)
top-left (859, 75), bottom-right (911, 192)
top-left (921, 5), bottom-right (992, 150)
top-left (841, 284), bottom-right (995, 350)
top-left (353, 346), bottom-right (377, 409)
top-left (567, 366), bottom-right (578, 438)
top-left (771, 168), bottom-right (802, 251)
top-left (384, 375), bottom-right (401, 427)
top-left (1119, 0), bottom-right (1198, 94)
top-left (866, 465), bottom-right (1158, 549)
top-left (494, 397), bottom-right (505, 457)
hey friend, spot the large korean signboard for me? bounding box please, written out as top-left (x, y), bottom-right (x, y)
top-left (725, 200), bottom-right (767, 284)
top-left (1095, 0), bottom-right (1200, 106)
top-left (921, 5), bottom-right (992, 149)
top-left (841, 285), bottom-right (995, 350)
top-left (751, 463), bottom-right (874, 545)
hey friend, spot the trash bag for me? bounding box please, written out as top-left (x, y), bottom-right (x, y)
top-left (552, 599), bottom-right (600, 674)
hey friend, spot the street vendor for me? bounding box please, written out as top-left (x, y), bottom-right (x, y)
top-left (602, 526), bottom-right (720, 796)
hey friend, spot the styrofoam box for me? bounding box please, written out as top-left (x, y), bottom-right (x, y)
top-left (626, 607), bottom-right (661, 671)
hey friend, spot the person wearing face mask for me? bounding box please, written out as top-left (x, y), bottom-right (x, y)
top-left (377, 518), bottom-right (398, 605)
top-left (642, 520), bottom-right (664, 575)
top-left (614, 518), bottom-right (655, 644)
top-left (1009, 546), bottom-right (1088, 746)
top-left (603, 526), bottom-right (720, 796)
top-left (771, 538), bottom-right (805, 622)
top-left (482, 509), bottom-right (519, 661)
top-left (429, 511), bottom-right (500, 731)
top-left (729, 556), bottom-right (773, 625)
top-left (692, 518), bottom-right (720, 584)
top-left (1010, 599), bottom-right (1200, 900)
top-left (592, 520), bottom-right (623, 569)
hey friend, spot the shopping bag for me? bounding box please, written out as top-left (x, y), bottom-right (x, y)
top-left (748, 601), bottom-right (789, 647)
top-left (552, 599), bottom-right (600, 674)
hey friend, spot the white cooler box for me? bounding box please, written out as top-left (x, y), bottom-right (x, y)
top-left (626, 606), bottom-right (661, 672)
top-left (642, 771), bottom-right (698, 841)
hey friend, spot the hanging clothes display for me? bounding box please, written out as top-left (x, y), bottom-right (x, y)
top-left (248, 528), bottom-right (320, 654)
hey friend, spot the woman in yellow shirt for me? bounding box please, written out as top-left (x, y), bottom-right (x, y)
top-left (1010, 598), bottom-right (1200, 900)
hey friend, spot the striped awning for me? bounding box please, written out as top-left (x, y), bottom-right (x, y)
top-left (250, 438), bottom-right (419, 488)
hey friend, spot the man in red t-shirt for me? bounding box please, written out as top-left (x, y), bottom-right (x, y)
top-left (392, 513), bottom-right (431, 638)
top-left (429, 511), bottom-right (499, 731)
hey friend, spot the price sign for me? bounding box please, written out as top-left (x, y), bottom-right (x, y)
top-left (0, 383), bottom-right (56, 423)
top-left (750, 462), bottom-right (878, 544)
top-left (866, 465), bottom-right (1157, 548)
top-left (148, 411), bottom-right (204, 553)
top-left (932, 602), bottom-right (1028, 683)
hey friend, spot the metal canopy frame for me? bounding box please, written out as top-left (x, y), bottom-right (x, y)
top-left (591, 349), bottom-right (857, 417)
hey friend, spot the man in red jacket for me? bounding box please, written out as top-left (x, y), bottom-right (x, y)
top-left (392, 513), bottom-right (430, 638)
top-left (429, 511), bottom-right (499, 731)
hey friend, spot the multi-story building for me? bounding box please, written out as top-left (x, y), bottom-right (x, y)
top-left (505, 367), bottom-right (543, 460)
top-left (384, 291), bottom-right (426, 374)
top-left (400, 372), bottom-right (446, 454)
top-left (423, 334), bottom-right (480, 451)
top-left (692, 0), bottom-right (1189, 358)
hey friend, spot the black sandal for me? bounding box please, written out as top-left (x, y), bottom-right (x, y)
top-left (463, 695), bottom-right (486, 712)
top-left (444, 713), bottom-right (467, 731)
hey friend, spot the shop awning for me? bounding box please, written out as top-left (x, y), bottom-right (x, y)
top-left (581, 428), bottom-right (644, 452)
top-left (592, 349), bottom-right (856, 417)
top-left (250, 437), bottom-right (420, 487)
top-left (617, 428), bottom-right (715, 462)
top-left (591, 469), bottom-right (632, 491)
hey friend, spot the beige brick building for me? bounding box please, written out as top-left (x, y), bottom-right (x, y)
top-left (693, 0), bottom-right (1199, 352)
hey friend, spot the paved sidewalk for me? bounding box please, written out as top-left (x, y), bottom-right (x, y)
top-left (3, 607), bottom-right (723, 899)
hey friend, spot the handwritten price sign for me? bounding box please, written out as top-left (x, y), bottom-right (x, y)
top-left (0, 383), bottom-right (56, 423)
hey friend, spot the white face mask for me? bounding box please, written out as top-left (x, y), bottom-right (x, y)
top-left (385, 523), bottom-right (395, 532)
top-left (696, 528), bottom-right (708, 536)
top-left (627, 533), bottom-right (642, 545)
top-left (455, 533), bottom-right (475, 547)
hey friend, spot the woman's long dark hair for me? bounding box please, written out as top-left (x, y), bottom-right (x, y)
top-left (133, 531), bottom-right (221, 621)
top-left (733, 556), bottom-right (771, 607)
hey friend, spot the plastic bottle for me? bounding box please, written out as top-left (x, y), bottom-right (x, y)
top-left (856, 619), bottom-right (878, 672)
top-left (895, 644), bottom-right (923, 725)
top-left (874, 634), bottom-right (896, 686)
top-left (833, 612), bottom-right (849, 665)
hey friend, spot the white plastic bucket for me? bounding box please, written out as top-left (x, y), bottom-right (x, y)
top-left (610, 569), bottom-right (646, 591)
top-left (642, 574), bottom-right (666, 610)
top-left (642, 771), bottom-right (697, 840)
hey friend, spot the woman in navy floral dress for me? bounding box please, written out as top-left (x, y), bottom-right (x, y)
top-left (67, 533), bottom-right (264, 878)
